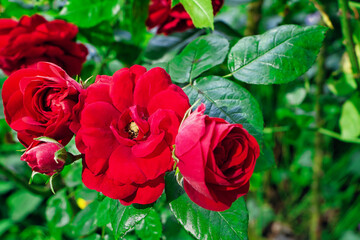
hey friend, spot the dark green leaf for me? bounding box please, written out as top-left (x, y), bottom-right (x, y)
top-left (180, 0), bottom-right (214, 30)
top-left (169, 34), bottom-right (229, 83)
top-left (228, 25), bottom-right (327, 84)
top-left (110, 199), bottom-right (152, 239)
top-left (183, 76), bottom-right (264, 142)
top-left (165, 172), bottom-right (249, 240)
top-left (60, 0), bottom-right (120, 28)
top-left (46, 189), bottom-right (73, 228)
top-left (135, 208), bottom-right (162, 240)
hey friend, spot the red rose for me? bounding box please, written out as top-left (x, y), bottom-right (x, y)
top-left (0, 19), bottom-right (17, 49)
top-left (175, 104), bottom-right (260, 211)
top-left (76, 65), bottom-right (190, 205)
top-left (21, 141), bottom-right (65, 175)
top-left (2, 62), bottom-right (83, 147)
top-left (0, 14), bottom-right (88, 76)
top-left (146, 0), bottom-right (224, 35)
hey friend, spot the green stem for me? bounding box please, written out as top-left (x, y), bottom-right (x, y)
top-left (310, 46), bottom-right (326, 240)
top-left (0, 163), bottom-right (51, 197)
top-left (318, 128), bottom-right (360, 144)
top-left (339, 0), bottom-right (360, 84)
top-left (244, 0), bottom-right (264, 36)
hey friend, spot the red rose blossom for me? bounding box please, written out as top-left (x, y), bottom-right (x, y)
top-left (175, 104), bottom-right (260, 211)
top-left (0, 14), bottom-right (88, 76)
top-left (76, 65), bottom-right (190, 205)
top-left (2, 62), bottom-right (83, 147)
top-left (146, 0), bottom-right (224, 35)
top-left (21, 141), bottom-right (65, 175)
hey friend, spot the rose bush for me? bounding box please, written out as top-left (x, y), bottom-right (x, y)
top-left (2, 61), bottom-right (83, 147)
top-left (146, 0), bottom-right (224, 35)
top-left (175, 104), bottom-right (260, 211)
top-left (0, 14), bottom-right (88, 76)
top-left (21, 141), bottom-right (65, 175)
top-left (76, 65), bottom-right (190, 205)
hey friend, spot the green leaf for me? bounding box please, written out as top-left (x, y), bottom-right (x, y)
top-left (110, 199), bottom-right (152, 239)
top-left (96, 197), bottom-right (111, 227)
top-left (172, 0), bottom-right (181, 7)
top-left (165, 172), bottom-right (249, 240)
top-left (7, 190), bottom-right (43, 222)
top-left (60, 0), bottom-right (120, 28)
top-left (118, 0), bottom-right (150, 47)
top-left (135, 208), bottom-right (162, 240)
top-left (180, 0), bottom-right (214, 30)
top-left (169, 34), bottom-right (229, 83)
top-left (328, 73), bottom-right (357, 96)
top-left (0, 219), bottom-right (12, 237)
top-left (340, 94), bottom-right (360, 139)
top-left (227, 25), bottom-right (327, 84)
top-left (46, 189), bottom-right (73, 228)
top-left (254, 143), bottom-right (275, 172)
top-left (70, 201), bottom-right (99, 237)
top-left (183, 76), bottom-right (264, 142)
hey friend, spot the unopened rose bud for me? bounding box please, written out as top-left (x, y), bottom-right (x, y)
top-left (21, 142), bottom-right (65, 176)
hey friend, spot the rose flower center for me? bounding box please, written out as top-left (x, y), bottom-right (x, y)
top-left (126, 121), bottom-right (139, 139)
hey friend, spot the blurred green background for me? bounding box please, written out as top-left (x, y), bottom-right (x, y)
top-left (0, 0), bottom-right (360, 239)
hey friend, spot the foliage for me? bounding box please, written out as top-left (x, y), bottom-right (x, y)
top-left (0, 0), bottom-right (359, 240)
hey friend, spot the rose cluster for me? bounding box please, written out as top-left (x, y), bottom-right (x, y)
top-left (146, 0), bottom-right (224, 35)
top-left (1, 9), bottom-right (259, 211)
top-left (2, 61), bottom-right (259, 210)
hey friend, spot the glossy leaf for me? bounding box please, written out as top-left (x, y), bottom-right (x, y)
top-left (183, 76), bottom-right (264, 142)
top-left (180, 0), bottom-right (214, 30)
top-left (169, 34), bottom-right (229, 83)
top-left (228, 25), bottom-right (327, 84)
top-left (60, 0), bottom-right (120, 28)
top-left (135, 208), bottom-right (162, 240)
top-left (165, 172), bottom-right (249, 240)
top-left (110, 199), bottom-right (152, 239)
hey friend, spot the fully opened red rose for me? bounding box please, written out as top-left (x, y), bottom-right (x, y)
top-left (2, 62), bottom-right (83, 147)
top-left (0, 14), bottom-right (88, 76)
top-left (76, 65), bottom-right (190, 205)
top-left (146, 0), bottom-right (224, 35)
top-left (175, 104), bottom-right (260, 211)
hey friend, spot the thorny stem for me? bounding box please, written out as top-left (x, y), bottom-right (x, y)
top-left (338, 0), bottom-right (360, 85)
top-left (310, 46), bottom-right (326, 240)
top-left (0, 163), bottom-right (51, 197)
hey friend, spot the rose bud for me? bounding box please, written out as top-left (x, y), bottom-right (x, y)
top-left (146, 0), bottom-right (224, 35)
top-left (0, 14), bottom-right (88, 76)
top-left (21, 141), bottom-right (65, 176)
top-left (175, 103), bottom-right (260, 211)
top-left (2, 62), bottom-right (83, 147)
top-left (76, 65), bottom-right (190, 205)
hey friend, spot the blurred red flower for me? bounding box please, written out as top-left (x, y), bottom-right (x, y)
top-left (0, 14), bottom-right (88, 76)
